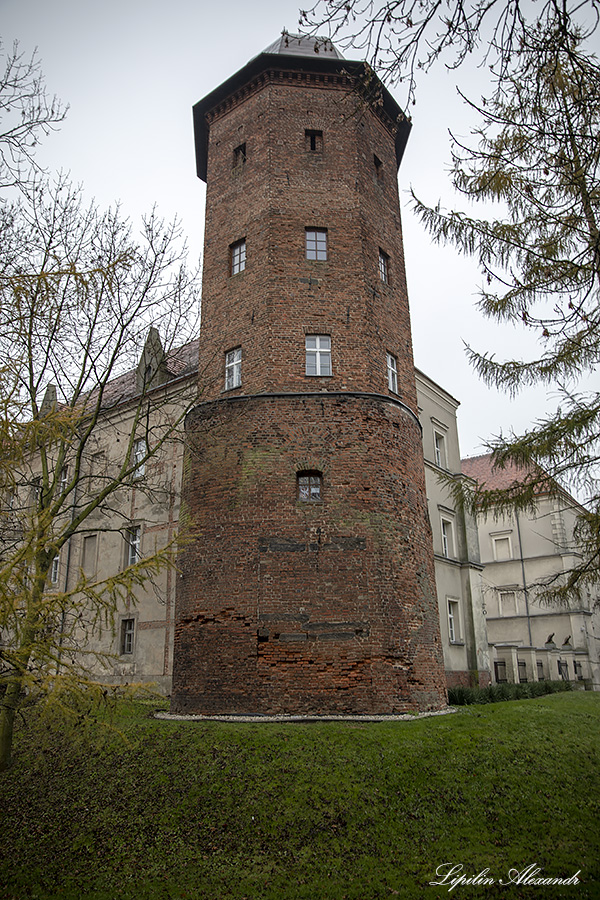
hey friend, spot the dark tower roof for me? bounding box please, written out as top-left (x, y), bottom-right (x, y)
top-left (192, 31), bottom-right (411, 182)
top-left (261, 31), bottom-right (344, 59)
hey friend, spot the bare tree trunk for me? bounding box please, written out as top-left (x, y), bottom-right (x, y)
top-left (0, 678), bottom-right (23, 772)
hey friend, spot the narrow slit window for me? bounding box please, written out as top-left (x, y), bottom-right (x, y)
top-left (233, 142), bottom-right (246, 167)
top-left (305, 129), bottom-right (323, 152)
top-left (374, 154), bottom-right (383, 183)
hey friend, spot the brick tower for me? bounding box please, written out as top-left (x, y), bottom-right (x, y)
top-left (171, 32), bottom-right (447, 715)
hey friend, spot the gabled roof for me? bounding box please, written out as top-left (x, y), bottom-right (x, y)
top-left (97, 339), bottom-right (199, 409)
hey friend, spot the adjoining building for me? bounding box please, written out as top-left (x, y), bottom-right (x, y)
top-left (416, 372), bottom-right (490, 689)
top-left (462, 453), bottom-right (600, 690)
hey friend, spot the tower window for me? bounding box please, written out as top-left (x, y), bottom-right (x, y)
top-left (305, 129), bottom-right (323, 152)
top-left (379, 249), bottom-right (389, 283)
top-left (305, 335), bottom-right (331, 376)
top-left (298, 471), bottom-right (322, 502)
top-left (120, 618), bottom-right (135, 655)
top-left (374, 154), bottom-right (383, 183)
top-left (230, 239), bottom-right (246, 275)
top-left (305, 229), bottom-right (328, 261)
top-left (225, 347), bottom-right (242, 390)
top-left (386, 352), bottom-right (398, 393)
top-left (233, 143), bottom-right (246, 167)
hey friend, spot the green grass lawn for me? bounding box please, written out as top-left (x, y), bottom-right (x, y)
top-left (0, 692), bottom-right (598, 900)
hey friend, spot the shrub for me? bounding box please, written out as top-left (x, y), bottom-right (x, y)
top-left (448, 680), bottom-right (573, 706)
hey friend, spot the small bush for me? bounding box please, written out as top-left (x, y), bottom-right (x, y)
top-left (448, 679), bottom-right (573, 706)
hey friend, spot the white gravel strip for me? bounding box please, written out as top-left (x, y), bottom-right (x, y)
top-left (154, 707), bottom-right (457, 723)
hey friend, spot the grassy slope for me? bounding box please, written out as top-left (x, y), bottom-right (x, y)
top-left (0, 693), bottom-right (598, 900)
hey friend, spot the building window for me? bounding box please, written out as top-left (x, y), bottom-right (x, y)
top-left (50, 554), bottom-right (60, 585)
top-left (225, 347), bottom-right (242, 390)
top-left (305, 335), bottom-right (331, 376)
top-left (434, 431), bottom-right (446, 468)
top-left (378, 249), bottom-right (389, 283)
top-left (132, 439), bottom-right (147, 479)
top-left (441, 518), bottom-right (455, 558)
top-left (305, 129), bottom-right (323, 152)
top-left (230, 239), bottom-right (246, 275)
top-left (494, 660), bottom-right (508, 683)
top-left (574, 661), bottom-right (583, 681)
top-left (518, 660), bottom-right (528, 683)
top-left (305, 229), bottom-right (328, 261)
top-left (386, 352), bottom-right (398, 393)
top-left (492, 534), bottom-right (512, 561)
top-left (59, 467), bottom-right (68, 492)
top-left (120, 618), bottom-right (135, 655)
top-left (498, 590), bottom-right (517, 616)
top-left (374, 154), bottom-right (383, 183)
top-left (297, 471), bottom-right (322, 502)
top-left (558, 659), bottom-right (569, 681)
top-left (82, 534), bottom-right (98, 577)
top-left (233, 142), bottom-right (246, 167)
top-left (127, 526), bottom-right (141, 567)
top-left (537, 660), bottom-right (545, 681)
top-left (447, 599), bottom-right (460, 642)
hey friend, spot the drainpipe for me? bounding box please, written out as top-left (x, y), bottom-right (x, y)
top-left (56, 477), bottom-right (79, 673)
top-left (515, 510), bottom-right (533, 646)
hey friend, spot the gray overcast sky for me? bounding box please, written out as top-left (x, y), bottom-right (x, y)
top-left (1, 0), bottom-right (569, 457)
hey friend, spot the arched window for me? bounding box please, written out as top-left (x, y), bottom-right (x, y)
top-left (297, 471), bottom-right (322, 502)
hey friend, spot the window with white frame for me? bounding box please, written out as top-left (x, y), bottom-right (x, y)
top-left (50, 554), bottom-right (60, 585)
top-left (297, 471), bottom-right (322, 502)
top-left (386, 352), bottom-right (398, 393)
top-left (127, 526), bottom-right (141, 567)
top-left (434, 431), bottom-right (446, 468)
top-left (120, 618), bottom-right (135, 655)
top-left (305, 335), bottom-right (331, 376)
top-left (133, 438), bottom-right (147, 478)
top-left (447, 598), bottom-right (460, 642)
top-left (230, 239), bottom-right (246, 275)
top-left (492, 533), bottom-right (513, 561)
top-left (441, 517), bottom-right (455, 558)
top-left (305, 229), bottom-right (328, 260)
top-left (59, 467), bottom-right (68, 492)
top-left (378, 249), bottom-right (389, 283)
top-left (225, 347), bottom-right (242, 390)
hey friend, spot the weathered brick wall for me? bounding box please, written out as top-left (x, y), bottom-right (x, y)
top-left (172, 395), bottom-right (446, 714)
top-left (198, 71), bottom-right (417, 412)
top-left (172, 60), bottom-right (447, 715)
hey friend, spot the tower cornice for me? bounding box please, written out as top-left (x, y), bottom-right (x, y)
top-left (193, 53), bottom-right (411, 181)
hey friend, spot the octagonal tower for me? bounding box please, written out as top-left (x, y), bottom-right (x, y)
top-left (171, 33), bottom-right (447, 714)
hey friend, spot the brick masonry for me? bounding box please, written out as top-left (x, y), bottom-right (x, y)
top-left (171, 52), bottom-right (448, 714)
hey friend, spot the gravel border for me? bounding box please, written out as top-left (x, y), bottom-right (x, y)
top-left (154, 707), bottom-right (457, 723)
